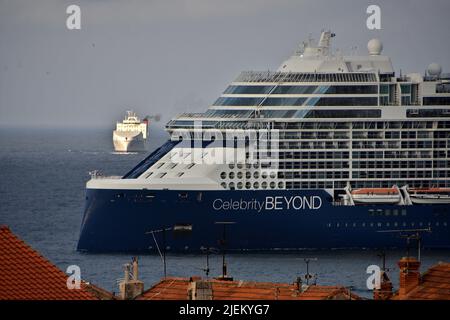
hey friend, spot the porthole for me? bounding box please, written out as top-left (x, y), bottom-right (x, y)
top-left (270, 182), bottom-right (276, 189)
top-left (270, 171), bottom-right (277, 179)
top-left (261, 181), bottom-right (268, 189)
top-left (229, 182), bottom-right (235, 189)
top-left (253, 171), bottom-right (259, 179)
top-left (245, 182), bottom-right (251, 189)
top-left (237, 163), bottom-right (243, 169)
top-left (220, 182), bottom-right (226, 188)
top-left (253, 182), bottom-right (259, 189)
top-left (229, 164), bottom-right (235, 169)
top-left (253, 163), bottom-right (259, 169)
top-left (229, 172), bottom-right (235, 179)
top-left (261, 172), bottom-right (268, 179)
top-left (245, 163), bottom-right (252, 169)
top-left (237, 182), bottom-right (243, 189)
top-left (278, 182), bottom-right (284, 189)
top-left (237, 172), bottom-right (243, 179)
top-left (220, 172), bottom-right (226, 179)
top-left (246, 172), bottom-right (251, 179)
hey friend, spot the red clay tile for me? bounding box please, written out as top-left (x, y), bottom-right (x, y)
top-left (0, 225), bottom-right (99, 300)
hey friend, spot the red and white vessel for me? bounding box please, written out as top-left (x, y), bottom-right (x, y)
top-left (408, 188), bottom-right (450, 204)
top-left (350, 187), bottom-right (401, 204)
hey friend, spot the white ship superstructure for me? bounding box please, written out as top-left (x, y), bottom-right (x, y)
top-left (160, 31), bottom-right (450, 194)
top-left (113, 111), bottom-right (148, 152)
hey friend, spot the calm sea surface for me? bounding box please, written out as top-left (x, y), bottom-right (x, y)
top-left (0, 127), bottom-right (448, 298)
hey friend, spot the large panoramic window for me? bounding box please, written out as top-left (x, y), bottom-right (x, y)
top-left (261, 97), bottom-right (306, 106)
top-left (423, 97), bottom-right (450, 105)
top-left (260, 109), bottom-right (381, 118)
top-left (223, 85), bottom-right (378, 95)
top-left (307, 97), bottom-right (378, 106)
top-left (213, 97), bottom-right (263, 106)
top-left (407, 109), bottom-right (450, 118)
top-left (213, 96), bottom-right (377, 106)
top-left (223, 85), bottom-right (274, 94)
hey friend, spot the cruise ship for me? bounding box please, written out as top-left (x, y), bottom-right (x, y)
top-left (78, 31), bottom-right (450, 252)
top-left (113, 111), bottom-right (148, 152)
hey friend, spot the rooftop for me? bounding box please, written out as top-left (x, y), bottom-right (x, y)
top-left (392, 261), bottom-right (450, 300)
top-left (0, 225), bottom-right (102, 300)
top-left (137, 277), bottom-right (361, 300)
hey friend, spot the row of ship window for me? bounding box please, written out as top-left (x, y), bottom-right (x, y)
top-left (326, 221), bottom-right (447, 228)
top-left (285, 181), bottom-right (448, 189)
top-left (220, 180), bottom-right (450, 190)
top-left (271, 151), bottom-right (450, 160)
top-left (167, 120), bottom-right (450, 130)
top-left (222, 181), bottom-right (284, 190)
top-left (220, 171), bottom-right (277, 180)
top-left (274, 121), bottom-right (450, 130)
top-left (223, 85), bottom-right (379, 95)
top-left (273, 121), bottom-right (440, 130)
top-left (257, 160), bottom-right (449, 169)
top-left (275, 141), bottom-right (449, 150)
top-left (278, 131), bottom-right (444, 139)
top-left (352, 171), bottom-right (450, 179)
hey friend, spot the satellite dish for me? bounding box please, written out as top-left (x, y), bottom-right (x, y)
top-left (427, 63), bottom-right (442, 77)
top-left (367, 38), bottom-right (383, 56)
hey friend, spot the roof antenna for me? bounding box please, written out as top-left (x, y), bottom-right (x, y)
top-left (146, 226), bottom-right (172, 279)
top-left (303, 258), bottom-right (318, 285)
top-left (215, 222), bottom-right (235, 281)
top-left (200, 246), bottom-right (217, 279)
top-left (378, 227), bottom-right (431, 262)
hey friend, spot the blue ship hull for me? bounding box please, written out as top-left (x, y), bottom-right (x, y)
top-left (77, 189), bottom-right (450, 252)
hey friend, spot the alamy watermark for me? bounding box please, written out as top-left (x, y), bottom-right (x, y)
top-left (366, 5), bottom-right (381, 30)
top-left (66, 5), bottom-right (81, 30)
top-left (66, 265), bottom-right (81, 290)
top-left (169, 121), bottom-right (280, 170)
top-left (366, 264), bottom-right (382, 290)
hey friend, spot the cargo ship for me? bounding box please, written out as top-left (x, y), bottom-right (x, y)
top-left (78, 31), bottom-right (450, 252)
top-left (113, 111), bottom-right (148, 152)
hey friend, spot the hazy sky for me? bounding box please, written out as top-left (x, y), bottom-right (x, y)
top-left (0, 0), bottom-right (449, 128)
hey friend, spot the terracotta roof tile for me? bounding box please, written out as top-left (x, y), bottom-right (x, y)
top-left (138, 277), bottom-right (360, 300)
top-left (392, 262), bottom-right (450, 300)
top-left (0, 225), bottom-right (99, 300)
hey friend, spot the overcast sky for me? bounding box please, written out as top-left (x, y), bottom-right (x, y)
top-left (0, 0), bottom-right (449, 128)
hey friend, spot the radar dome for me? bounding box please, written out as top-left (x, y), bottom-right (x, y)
top-left (367, 38), bottom-right (383, 55)
top-left (427, 63), bottom-right (442, 77)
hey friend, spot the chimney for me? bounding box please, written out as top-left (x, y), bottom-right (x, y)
top-left (397, 257), bottom-right (421, 298)
top-left (373, 271), bottom-right (393, 300)
top-left (188, 279), bottom-right (213, 300)
top-left (119, 257), bottom-right (144, 300)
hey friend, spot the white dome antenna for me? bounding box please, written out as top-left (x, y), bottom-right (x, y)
top-left (427, 63), bottom-right (442, 77)
top-left (367, 38), bottom-right (383, 55)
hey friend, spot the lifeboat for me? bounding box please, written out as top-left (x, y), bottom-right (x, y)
top-left (351, 187), bottom-right (401, 204)
top-left (409, 188), bottom-right (450, 204)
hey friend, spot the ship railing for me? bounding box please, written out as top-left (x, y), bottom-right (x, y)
top-left (89, 170), bottom-right (121, 180)
top-left (234, 71), bottom-right (378, 83)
